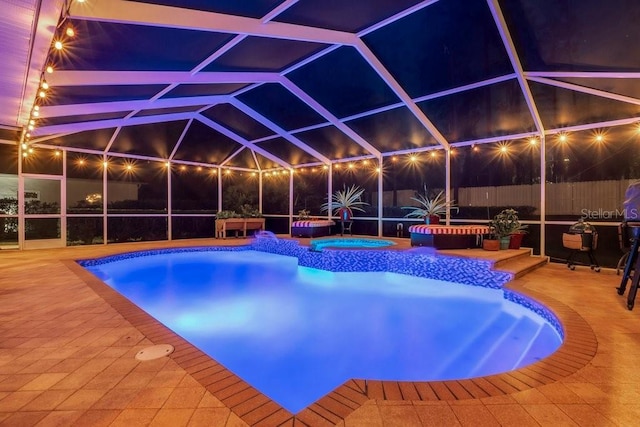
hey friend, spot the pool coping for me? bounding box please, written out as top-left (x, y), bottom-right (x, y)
top-left (62, 250), bottom-right (597, 426)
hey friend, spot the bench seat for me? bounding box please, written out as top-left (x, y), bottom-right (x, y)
top-left (291, 220), bottom-right (335, 238)
top-left (408, 224), bottom-right (490, 249)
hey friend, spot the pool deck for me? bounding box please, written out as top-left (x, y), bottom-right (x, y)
top-left (0, 237), bottom-right (638, 426)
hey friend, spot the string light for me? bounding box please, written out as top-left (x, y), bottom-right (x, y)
top-left (65, 27), bottom-right (75, 37)
top-left (559, 133), bottom-right (568, 143)
top-left (54, 40), bottom-right (63, 50)
top-left (430, 151), bottom-right (436, 158)
top-left (529, 137), bottom-right (537, 145)
top-left (40, 80), bottom-right (49, 90)
top-left (409, 155), bottom-right (417, 162)
top-left (46, 65), bottom-right (54, 74)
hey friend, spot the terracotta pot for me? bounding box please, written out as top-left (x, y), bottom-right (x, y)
top-left (483, 239), bottom-right (500, 251)
top-left (509, 232), bottom-right (525, 249)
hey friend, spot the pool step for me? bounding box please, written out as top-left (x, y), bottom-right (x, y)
top-left (514, 322), bottom-right (561, 368)
top-left (468, 315), bottom-right (543, 377)
top-left (433, 311), bottom-right (516, 380)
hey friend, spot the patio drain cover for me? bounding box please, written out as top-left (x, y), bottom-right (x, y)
top-left (135, 344), bottom-right (174, 361)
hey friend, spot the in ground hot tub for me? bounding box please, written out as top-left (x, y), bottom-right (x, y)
top-left (310, 238), bottom-right (396, 251)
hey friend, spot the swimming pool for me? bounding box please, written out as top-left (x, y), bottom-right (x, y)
top-left (83, 247), bottom-right (563, 414)
top-left (310, 237), bottom-right (396, 251)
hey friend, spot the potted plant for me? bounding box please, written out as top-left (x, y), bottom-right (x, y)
top-left (490, 209), bottom-right (527, 250)
top-left (482, 226), bottom-right (501, 251)
top-left (297, 209), bottom-right (311, 220)
top-left (320, 184), bottom-right (369, 220)
top-left (402, 187), bottom-right (457, 224)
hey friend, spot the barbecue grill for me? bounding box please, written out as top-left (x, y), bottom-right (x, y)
top-left (562, 219), bottom-right (600, 272)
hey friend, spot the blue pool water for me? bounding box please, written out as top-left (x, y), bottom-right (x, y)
top-left (84, 249), bottom-right (562, 414)
top-left (310, 238), bottom-right (396, 251)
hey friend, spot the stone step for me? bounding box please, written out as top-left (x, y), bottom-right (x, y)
top-left (495, 255), bottom-right (549, 278)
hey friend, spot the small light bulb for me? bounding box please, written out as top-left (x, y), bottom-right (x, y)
top-left (29, 119), bottom-right (35, 125)
top-left (322, 165), bottom-right (328, 170)
top-left (28, 148), bottom-right (34, 153)
top-left (127, 165), bottom-right (133, 170)
top-left (32, 110), bottom-right (39, 117)
top-left (33, 105), bottom-right (39, 111)
top-left (21, 143), bottom-right (27, 149)
top-left (559, 134), bottom-right (567, 142)
top-left (25, 133), bottom-right (30, 138)
top-left (28, 124), bottom-right (34, 131)
top-left (41, 81), bottom-right (49, 90)
top-left (54, 150), bottom-right (60, 156)
top-left (348, 163), bottom-right (354, 169)
top-left (375, 167), bottom-right (381, 173)
top-left (46, 65), bottom-right (54, 74)
top-left (66, 27), bottom-right (75, 37)
top-left (103, 161), bottom-right (108, 167)
top-left (54, 40), bottom-right (63, 50)
top-left (197, 166), bottom-right (202, 171)
top-left (430, 151), bottom-right (436, 157)
top-left (22, 152), bottom-right (28, 158)
top-left (165, 162), bottom-right (170, 167)
top-left (501, 146), bottom-right (508, 153)
top-left (410, 155), bottom-right (417, 162)
top-left (39, 90), bottom-right (46, 98)
top-left (180, 165), bottom-right (186, 171)
top-left (333, 164), bottom-right (339, 170)
top-left (78, 159), bottom-right (84, 165)
top-left (596, 135), bottom-right (603, 142)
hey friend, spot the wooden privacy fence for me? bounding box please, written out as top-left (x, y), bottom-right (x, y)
top-left (380, 180), bottom-right (637, 216)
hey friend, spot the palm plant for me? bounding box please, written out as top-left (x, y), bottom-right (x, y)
top-left (402, 188), bottom-right (457, 223)
top-left (320, 184), bottom-right (369, 217)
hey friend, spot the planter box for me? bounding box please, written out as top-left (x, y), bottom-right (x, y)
top-left (215, 218), bottom-right (265, 239)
